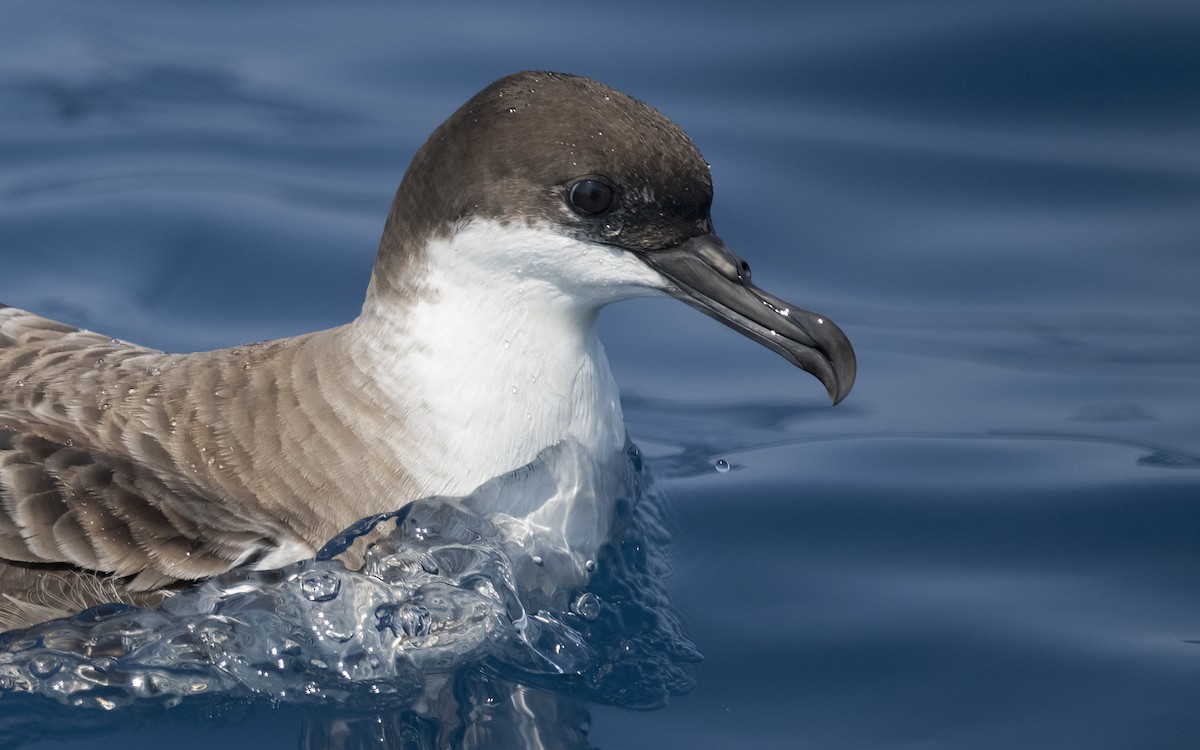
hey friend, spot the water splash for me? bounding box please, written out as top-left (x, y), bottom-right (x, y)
top-left (0, 439), bottom-right (698, 732)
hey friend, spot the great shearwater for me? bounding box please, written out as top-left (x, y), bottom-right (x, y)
top-left (0, 71), bottom-right (855, 629)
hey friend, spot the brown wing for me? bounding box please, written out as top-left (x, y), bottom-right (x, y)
top-left (0, 416), bottom-right (294, 629)
top-left (0, 419), bottom-right (281, 583)
top-left (0, 305), bottom-right (296, 628)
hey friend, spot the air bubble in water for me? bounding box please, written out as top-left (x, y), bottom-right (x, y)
top-left (300, 570), bottom-right (341, 602)
top-left (376, 603), bottom-right (432, 638)
top-left (418, 553), bottom-right (439, 575)
top-left (571, 592), bottom-right (600, 621)
top-left (28, 654), bottom-right (63, 678)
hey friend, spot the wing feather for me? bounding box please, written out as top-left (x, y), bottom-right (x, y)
top-left (0, 306), bottom-right (330, 628)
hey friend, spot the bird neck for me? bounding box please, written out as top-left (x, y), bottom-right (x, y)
top-left (351, 224), bottom-right (628, 498)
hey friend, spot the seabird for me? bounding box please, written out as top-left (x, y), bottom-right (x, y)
top-left (0, 71), bottom-right (855, 629)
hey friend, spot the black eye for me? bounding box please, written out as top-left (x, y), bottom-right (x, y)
top-left (568, 179), bottom-right (615, 216)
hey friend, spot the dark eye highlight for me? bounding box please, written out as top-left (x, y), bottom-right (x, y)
top-left (568, 179), bottom-right (615, 216)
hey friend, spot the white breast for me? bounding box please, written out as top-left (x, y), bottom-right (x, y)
top-left (349, 219), bottom-right (669, 498)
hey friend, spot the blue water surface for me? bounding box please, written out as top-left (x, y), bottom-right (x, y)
top-left (2, 0), bottom-right (1199, 748)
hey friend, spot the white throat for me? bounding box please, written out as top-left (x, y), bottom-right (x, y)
top-left (351, 219), bottom-right (668, 498)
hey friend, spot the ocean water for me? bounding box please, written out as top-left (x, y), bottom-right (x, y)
top-left (1, 0), bottom-right (1199, 748)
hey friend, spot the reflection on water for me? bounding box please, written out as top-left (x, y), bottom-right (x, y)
top-left (0, 440), bottom-right (698, 747)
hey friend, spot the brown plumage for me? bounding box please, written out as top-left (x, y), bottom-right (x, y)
top-left (0, 306), bottom-right (423, 627)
